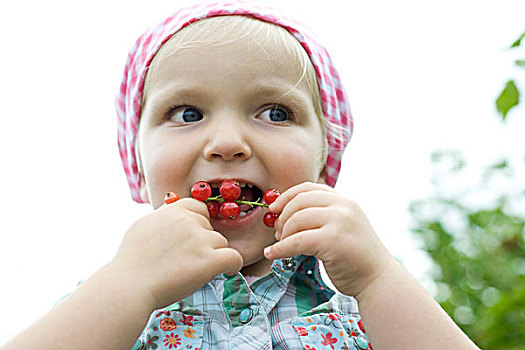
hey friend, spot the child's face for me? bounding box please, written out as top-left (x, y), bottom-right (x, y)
top-left (137, 25), bottom-right (325, 276)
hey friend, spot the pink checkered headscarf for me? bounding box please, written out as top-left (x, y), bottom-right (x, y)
top-left (116, 0), bottom-right (353, 203)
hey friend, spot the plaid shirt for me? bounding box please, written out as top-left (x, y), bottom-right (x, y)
top-left (132, 256), bottom-right (372, 350)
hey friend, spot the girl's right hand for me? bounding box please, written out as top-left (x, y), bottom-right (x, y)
top-left (109, 198), bottom-right (243, 310)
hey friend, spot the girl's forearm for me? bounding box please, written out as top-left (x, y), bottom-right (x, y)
top-left (355, 260), bottom-right (480, 350)
top-left (1, 262), bottom-right (155, 350)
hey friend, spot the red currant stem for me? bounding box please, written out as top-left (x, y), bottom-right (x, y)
top-left (236, 199), bottom-right (268, 208)
top-left (205, 195), bottom-right (224, 202)
top-left (205, 196), bottom-right (269, 208)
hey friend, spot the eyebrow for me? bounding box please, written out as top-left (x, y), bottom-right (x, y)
top-left (142, 84), bottom-right (201, 115)
top-left (244, 82), bottom-right (312, 107)
top-left (145, 80), bottom-right (312, 114)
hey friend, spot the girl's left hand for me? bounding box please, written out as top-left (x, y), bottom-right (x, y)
top-left (264, 182), bottom-right (396, 298)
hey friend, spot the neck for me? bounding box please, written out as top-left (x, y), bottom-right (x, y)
top-left (240, 258), bottom-right (273, 277)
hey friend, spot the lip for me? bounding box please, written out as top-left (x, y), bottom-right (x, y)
top-left (211, 206), bottom-right (263, 231)
top-left (202, 177), bottom-right (265, 191)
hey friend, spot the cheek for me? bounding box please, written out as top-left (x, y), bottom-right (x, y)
top-left (264, 133), bottom-right (324, 185)
top-left (142, 141), bottom-right (196, 205)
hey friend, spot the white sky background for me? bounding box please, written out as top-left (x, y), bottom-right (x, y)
top-left (1, 0), bottom-right (524, 344)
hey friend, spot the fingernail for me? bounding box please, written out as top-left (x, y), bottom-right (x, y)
top-left (269, 202), bottom-right (276, 211)
top-left (264, 246), bottom-right (272, 257)
top-left (274, 230), bottom-right (279, 240)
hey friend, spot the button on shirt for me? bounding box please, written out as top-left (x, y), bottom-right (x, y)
top-left (132, 256), bottom-right (372, 350)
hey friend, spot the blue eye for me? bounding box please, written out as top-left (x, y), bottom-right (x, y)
top-left (260, 106), bottom-right (290, 123)
top-left (167, 107), bottom-right (203, 123)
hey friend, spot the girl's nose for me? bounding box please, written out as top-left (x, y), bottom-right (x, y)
top-left (202, 121), bottom-right (252, 161)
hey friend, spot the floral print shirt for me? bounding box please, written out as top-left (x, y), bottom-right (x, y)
top-left (131, 256), bottom-right (372, 350)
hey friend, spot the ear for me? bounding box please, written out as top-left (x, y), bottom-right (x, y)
top-left (317, 167), bottom-right (328, 185)
top-left (135, 137), bottom-right (150, 204)
top-left (138, 177), bottom-right (150, 203)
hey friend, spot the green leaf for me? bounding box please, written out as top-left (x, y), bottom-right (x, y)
top-left (481, 159), bottom-right (513, 184)
top-left (491, 160), bottom-right (508, 170)
top-left (496, 80), bottom-right (520, 120)
top-left (516, 59), bottom-right (525, 68)
top-left (430, 149), bottom-right (466, 172)
top-left (510, 32), bottom-right (525, 48)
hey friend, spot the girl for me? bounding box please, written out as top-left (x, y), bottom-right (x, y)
top-left (2, 1), bottom-right (479, 349)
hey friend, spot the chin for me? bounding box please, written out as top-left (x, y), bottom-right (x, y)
top-left (228, 240), bottom-right (274, 276)
top-left (232, 243), bottom-right (263, 265)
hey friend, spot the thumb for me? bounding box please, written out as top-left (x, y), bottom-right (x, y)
top-left (213, 248), bottom-right (243, 276)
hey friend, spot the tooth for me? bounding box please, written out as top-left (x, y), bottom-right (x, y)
top-left (238, 182), bottom-right (246, 188)
top-left (247, 183), bottom-right (253, 188)
top-left (239, 211), bottom-right (247, 217)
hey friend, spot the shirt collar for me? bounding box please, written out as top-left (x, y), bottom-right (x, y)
top-left (271, 256), bottom-right (335, 298)
top-left (211, 256), bottom-right (335, 300)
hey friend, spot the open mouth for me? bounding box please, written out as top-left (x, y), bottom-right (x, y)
top-left (209, 181), bottom-right (264, 218)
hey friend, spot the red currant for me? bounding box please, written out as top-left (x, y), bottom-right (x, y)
top-left (263, 188), bottom-right (280, 205)
top-left (220, 201), bottom-right (240, 220)
top-left (263, 212), bottom-right (279, 227)
top-left (219, 180), bottom-right (241, 201)
top-left (206, 201), bottom-right (220, 218)
top-left (164, 191), bottom-right (180, 204)
top-left (191, 181), bottom-right (212, 201)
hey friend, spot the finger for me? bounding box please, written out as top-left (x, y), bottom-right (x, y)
top-left (178, 198), bottom-right (210, 219)
top-left (264, 229), bottom-right (323, 260)
top-left (208, 231), bottom-right (229, 249)
top-left (161, 197), bottom-right (209, 217)
top-left (190, 211), bottom-right (214, 231)
top-left (160, 199), bottom-right (213, 230)
top-left (278, 207), bottom-right (327, 241)
top-left (269, 182), bottom-right (334, 214)
top-left (212, 247), bottom-right (244, 276)
top-left (168, 208), bottom-right (213, 231)
top-left (274, 190), bottom-right (334, 235)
